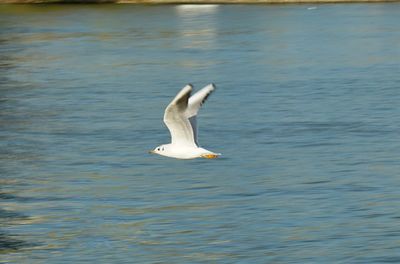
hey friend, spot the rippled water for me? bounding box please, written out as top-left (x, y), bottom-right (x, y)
top-left (1, 3), bottom-right (400, 263)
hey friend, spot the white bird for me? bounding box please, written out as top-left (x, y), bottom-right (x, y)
top-left (150, 83), bottom-right (221, 159)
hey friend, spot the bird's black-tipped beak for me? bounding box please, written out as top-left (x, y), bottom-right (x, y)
top-left (148, 150), bottom-right (155, 154)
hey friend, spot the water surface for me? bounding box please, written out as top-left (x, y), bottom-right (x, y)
top-left (1, 3), bottom-right (400, 263)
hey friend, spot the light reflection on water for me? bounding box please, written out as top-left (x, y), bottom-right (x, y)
top-left (1, 3), bottom-right (400, 263)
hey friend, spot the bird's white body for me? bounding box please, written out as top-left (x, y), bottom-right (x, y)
top-left (150, 83), bottom-right (220, 160)
top-left (153, 144), bottom-right (218, 160)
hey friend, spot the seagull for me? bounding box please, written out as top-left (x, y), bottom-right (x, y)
top-left (149, 83), bottom-right (221, 160)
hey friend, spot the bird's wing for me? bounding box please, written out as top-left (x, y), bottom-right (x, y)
top-left (187, 83), bottom-right (216, 146)
top-left (163, 84), bottom-right (197, 147)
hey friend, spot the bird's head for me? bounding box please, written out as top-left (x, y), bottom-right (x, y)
top-left (149, 144), bottom-right (167, 156)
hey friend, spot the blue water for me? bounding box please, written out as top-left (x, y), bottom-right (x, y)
top-left (1, 3), bottom-right (400, 263)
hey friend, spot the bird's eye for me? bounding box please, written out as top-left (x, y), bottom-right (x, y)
top-left (157, 148), bottom-right (160, 151)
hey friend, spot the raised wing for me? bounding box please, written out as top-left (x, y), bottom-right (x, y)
top-left (187, 83), bottom-right (216, 118)
top-left (187, 83), bottom-right (216, 146)
top-left (163, 84), bottom-right (197, 147)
